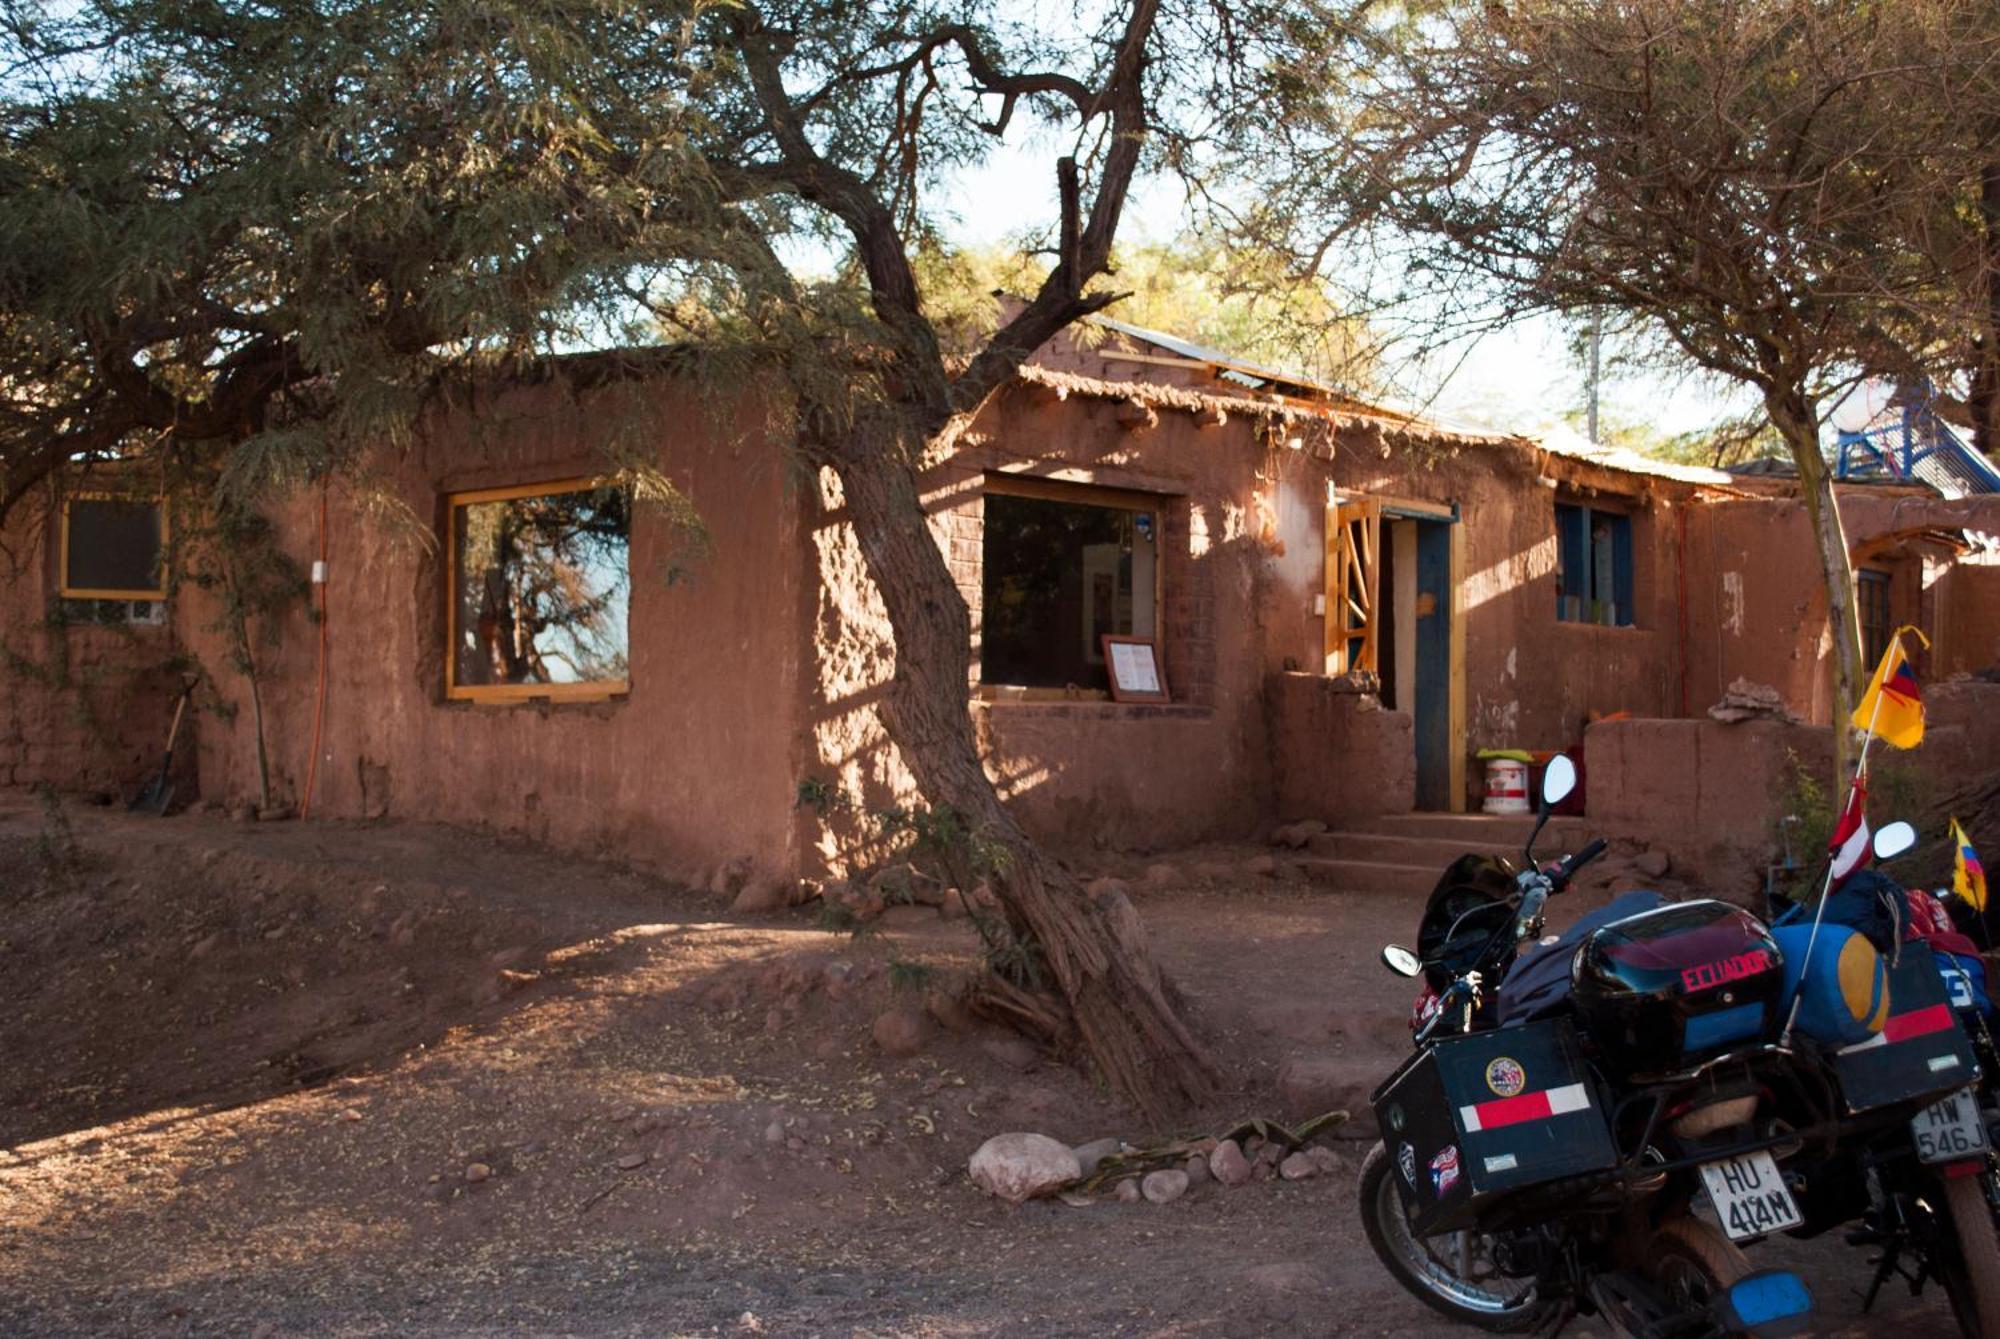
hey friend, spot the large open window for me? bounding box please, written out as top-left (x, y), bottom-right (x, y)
top-left (446, 479), bottom-right (632, 702)
top-left (979, 480), bottom-right (1161, 694)
top-left (1555, 501), bottom-right (1634, 627)
top-left (61, 494), bottom-right (167, 600)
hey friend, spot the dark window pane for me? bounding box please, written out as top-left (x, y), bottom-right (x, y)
top-left (1555, 502), bottom-right (1635, 626)
top-left (452, 486), bottom-right (631, 689)
top-left (1857, 569), bottom-right (1892, 668)
top-left (980, 492), bottom-right (1158, 691)
top-left (1555, 502), bottom-right (1587, 619)
top-left (65, 498), bottom-right (164, 596)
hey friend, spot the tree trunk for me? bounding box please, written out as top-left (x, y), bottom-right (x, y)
top-left (1972, 160), bottom-right (2000, 462)
top-left (1766, 390), bottom-right (1863, 784)
top-left (822, 422), bottom-right (1221, 1118)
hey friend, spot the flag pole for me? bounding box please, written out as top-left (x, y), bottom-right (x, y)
top-left (1781, 631), bottom-right (1894, 1044)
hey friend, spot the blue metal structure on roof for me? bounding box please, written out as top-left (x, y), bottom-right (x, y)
top-left (1834, 393), bottom-right (2000, 497)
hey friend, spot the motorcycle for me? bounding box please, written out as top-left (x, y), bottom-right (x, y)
top-left (1790, 849), bottom-right (2000, 1339)
top-left (1357, 756), bottom-right (2000, 1338)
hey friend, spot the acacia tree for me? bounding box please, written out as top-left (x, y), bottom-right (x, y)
top-left (1256, 0), bottom-right (2000, 775)
top-left (0, 0), bottom-right (1357, 1112)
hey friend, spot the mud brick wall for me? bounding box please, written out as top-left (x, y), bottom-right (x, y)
top-left (1266, 671), bottom-right (1416, 822)
top-left (168, 375), bottom-right (810, 888)
top-left (1585, 716), bottom-right (1835, 897)
top-left (0, 496), bottom-right (184, 796)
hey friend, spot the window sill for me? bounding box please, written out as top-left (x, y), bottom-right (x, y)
top-left (972, 697), bottom-right (1214, 722)
top-left (444, 686), bottom-right (630, 708)
top-left (1554, 620), bottom-right (1645, 633)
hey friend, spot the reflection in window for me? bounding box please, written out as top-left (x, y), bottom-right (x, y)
top-left (980, 488), bottom-right (1158, 692)
top-left (449, 482), bottom-right (631, 698)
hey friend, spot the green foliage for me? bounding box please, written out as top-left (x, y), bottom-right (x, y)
top-left (1774, 750), bottom-right (1835, 900)
top-left (870, 801), bottom-right (1011, 891)
top-left (887, 956), bottom-right (936, 994)
top-left (0, 0), bottom-right (1370, 522)
top-left (1772, 749), bottom-right (1943, 901)
top-left (795, 776), bottom-right (846, 814)
top-left (174, 500), bottom-right (308, 677)
top-left (913, 238), bottom-right (1379, 390)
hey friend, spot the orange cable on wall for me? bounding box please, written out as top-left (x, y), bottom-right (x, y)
top-left (299, 480), bottom-right (330, 820)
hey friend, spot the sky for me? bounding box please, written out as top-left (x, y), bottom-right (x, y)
top-left (934, 130), bottom-right (1754, 443)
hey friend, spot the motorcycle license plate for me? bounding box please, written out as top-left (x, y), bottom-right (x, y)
top-left (1700, 1151), bottom-right (1802, 1241)
top-left (1913, 1088), bottom-right (1991, 1165)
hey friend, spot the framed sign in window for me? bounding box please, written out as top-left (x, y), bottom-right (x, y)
top-left (1101, 635), bottom-right (1169, 704)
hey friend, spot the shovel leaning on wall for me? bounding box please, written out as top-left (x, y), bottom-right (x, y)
top-left (130, 677), bottom-right (196, 815)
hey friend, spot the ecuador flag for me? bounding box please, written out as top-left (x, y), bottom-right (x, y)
top-left (1953, 817), bottom-right (1988, 915)
top-left (1849, 626), bottom-right (1929, 750)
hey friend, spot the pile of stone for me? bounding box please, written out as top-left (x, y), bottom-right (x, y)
top-left (967, 1126), bottom-right (1346, 1207)
top-left (1707, 677), bottom-right (1798, 724)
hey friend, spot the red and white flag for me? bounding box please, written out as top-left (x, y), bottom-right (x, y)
top-left (1828, 778), bottom-right (1871, 885)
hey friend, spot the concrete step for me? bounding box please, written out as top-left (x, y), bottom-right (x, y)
top-left (1368, 811), bottom-right (1592, 848)
top-left (1308, 830), bottom-right (1518, 868)
top-left (1293, 857), bottom-right (1440, 896)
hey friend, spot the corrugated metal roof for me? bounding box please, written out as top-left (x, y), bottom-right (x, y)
top-left (1082, 315), bottom-right (1742, 488)
top-left (1086, 315), bottom-right (1365, 398)
top-left (1526, 424), bottom-right (1741, 486)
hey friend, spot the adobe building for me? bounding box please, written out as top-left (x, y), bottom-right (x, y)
top-left (4, 323), bottom-right (1998, 893)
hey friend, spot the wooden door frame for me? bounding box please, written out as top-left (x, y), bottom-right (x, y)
top-left (1326, 490), bottom-right (1466, 812)
top-left (1324, 496), bottom-right (1382, 675)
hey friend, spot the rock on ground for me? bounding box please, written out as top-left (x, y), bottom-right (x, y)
top-left (1278, 1152), bottom-right (1317, 1181)
top-left (730, 876), bottom-right (793, 914)
top-left (1141, 1169), bottom-right (1190, 1204)
top-left (1209, 1138), bottom-right (1252, 1187)
top-left (1071, 1137), bottom-right (1122, 1178)
top-left (871, 1008), bottom-right (928, 1057)
top-left (980, 1036), bottom-right (1040, 1073)
top-left (968, 1133), bottom-right (1081, 1205)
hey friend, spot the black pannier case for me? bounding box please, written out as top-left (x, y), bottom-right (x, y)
top-left (1832, 951), bottom-right (1979, 1113)
top-left (1372, 1018), bottom-right (1619, 1235)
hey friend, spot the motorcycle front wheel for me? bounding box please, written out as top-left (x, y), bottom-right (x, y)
top-left (1358, 1141), bottom-right (1556, 1332)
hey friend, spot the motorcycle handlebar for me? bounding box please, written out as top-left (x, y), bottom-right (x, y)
top-left (1556, 838), bottom-right (1610, 888)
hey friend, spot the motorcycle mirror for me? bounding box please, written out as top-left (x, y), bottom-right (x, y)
top-left (1541, 755), bottom-right (1577, 811)
top-left (1873, 820), bottom-right (1918, 862)
top-left (1381, 945), bottom-right (1422, 978)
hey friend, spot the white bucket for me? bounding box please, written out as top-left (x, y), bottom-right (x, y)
top-left (1482, 758), bottom-right (1531, 815)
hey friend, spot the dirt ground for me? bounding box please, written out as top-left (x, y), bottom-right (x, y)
top-left (0, 794), bottom-right (1958, 1337)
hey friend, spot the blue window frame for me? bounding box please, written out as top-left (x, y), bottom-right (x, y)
top-left (1555, 502), bottom-right (1634, 627)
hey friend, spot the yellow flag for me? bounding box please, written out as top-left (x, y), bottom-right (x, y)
top-left (1953, 817), bottom-right (1989, 914)
top-left (1849, 625), bottom-right (1930, 750)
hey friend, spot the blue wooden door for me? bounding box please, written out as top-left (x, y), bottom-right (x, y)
top-left (1414, 521), bottom-right (1453, 811)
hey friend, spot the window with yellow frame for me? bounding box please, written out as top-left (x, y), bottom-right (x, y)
top-left (60, 494), bottom-right (168, 600)
top-left (445, 478), bottom-right (633, 703)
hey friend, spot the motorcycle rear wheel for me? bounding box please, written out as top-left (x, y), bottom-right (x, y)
top-left (1358, 1141), bottom-right (1556, 1332)
top-left (1644, 1216), bottom-right (1751, 1320)
top-left (1936, 1172), bottom-right (2000, 1339)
